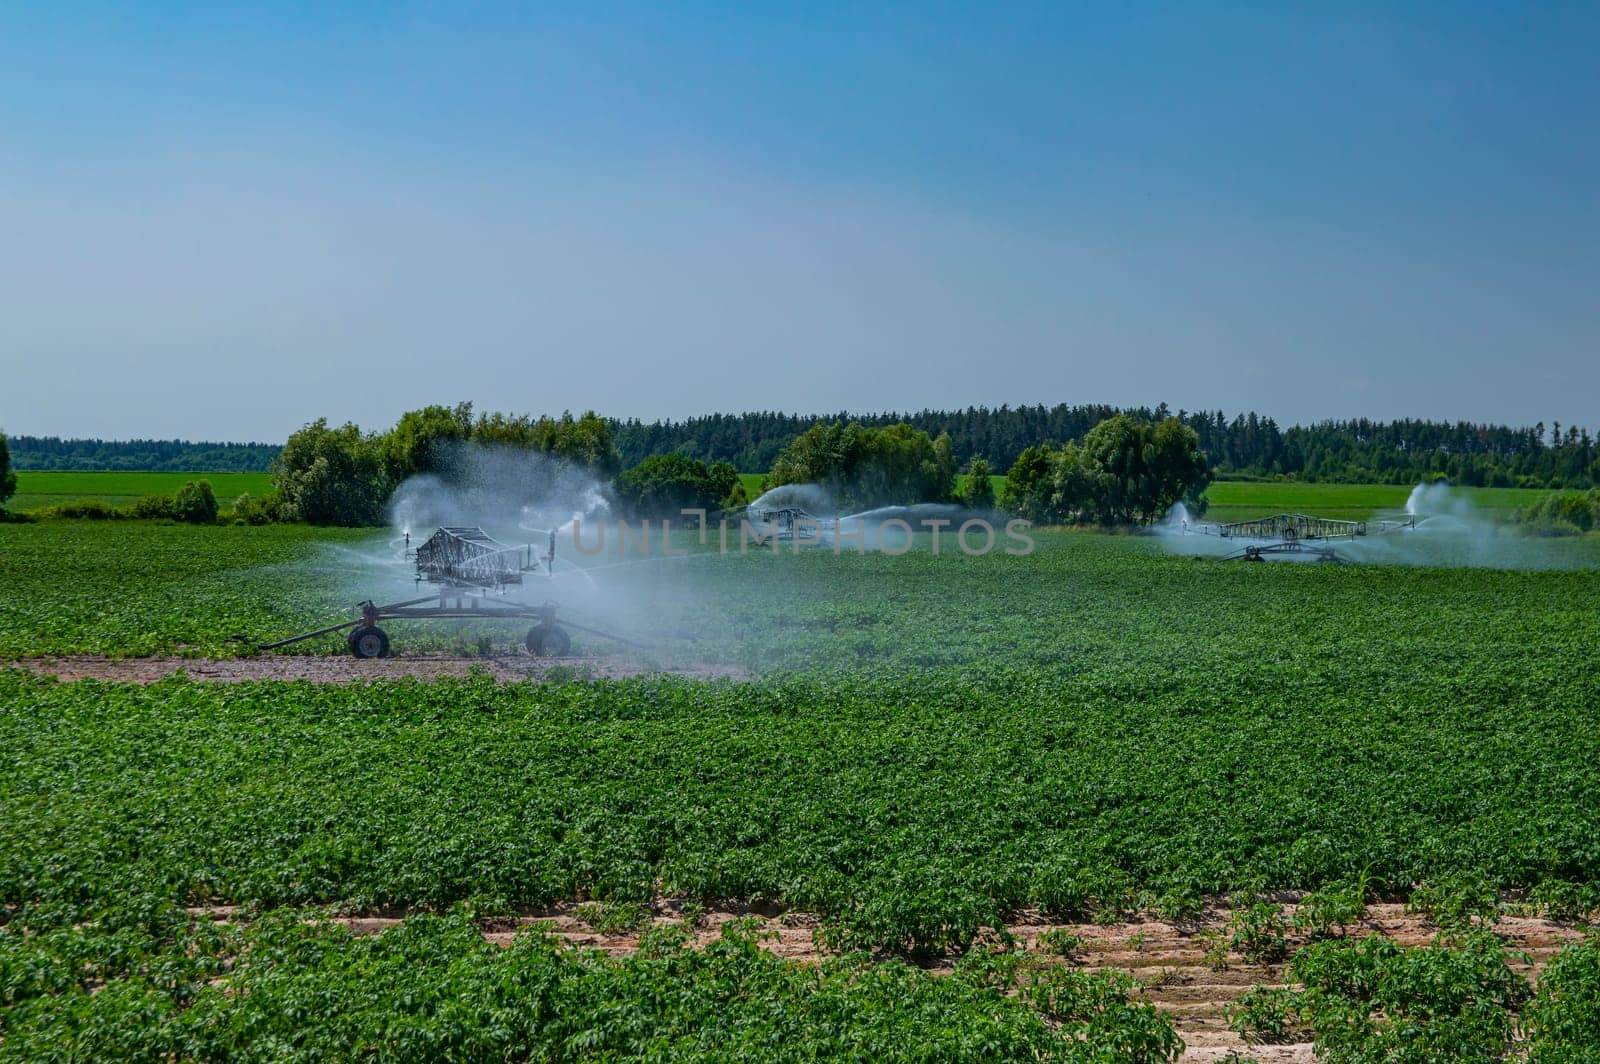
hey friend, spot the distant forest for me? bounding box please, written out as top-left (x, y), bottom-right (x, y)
top-left (613, 406), bottom-right (1598, 489)
top-left (11, 404), bottom-right (1598, 488)
top-left (7, 437), bottom-right (282, 472)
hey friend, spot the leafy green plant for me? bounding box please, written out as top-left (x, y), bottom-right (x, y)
top-left (1037, 928), bottom-right (1084, 958)
top-left (1226, 896), bottom-right (1290, 965)
top-left (1523, 932), bottom-right (1600, 1060)
top-left (1407, 871), bottom-right (1501, 932)
top-left (575, 900), bottom-right (651, 934)
top-left (1294, 872), bottom-right (1375, 940)
top-left (1228, 985), bottom-right (1304, 1044)
top-left (1289, 931), bottom-right (1530, 1061)
top-left (1531, 880), bottom-right (1600, 925)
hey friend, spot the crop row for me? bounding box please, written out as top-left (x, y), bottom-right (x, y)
top-left (4, 894), bottom-right (1599, 1060)
top-left (3, 668), bottom-right (1597, 956)
top-left (4, 520), bottom-right (1598, 670)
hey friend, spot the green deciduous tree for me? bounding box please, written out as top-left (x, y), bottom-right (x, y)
top-left (1000, 416), bottom-right (1209, 525)
top-left (383, 403), bottom-right (475, 482)
top-left (768, 422), bottom-right (955, 510)
top-left (998, 444), bottom-right (1055, 521)
top-left (0, 432), bottom-right (15, 512)
top-left (273, 419), bottom-right (388, 526)
top-left (963, 456), bottom-right (995, 510)
top-left (613, 453), bottom-right (739, 519)
top-left (171, 480), bottom-right (219, 524)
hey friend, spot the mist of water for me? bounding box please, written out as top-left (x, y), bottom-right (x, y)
top-left (1157, 482), bottom-right (1589, 569)
top-left (744, 483), bottom-right (989, 552)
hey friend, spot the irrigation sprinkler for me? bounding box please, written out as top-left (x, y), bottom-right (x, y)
top-left (749, 506), bottom-right (824, 541)
top-left (256, 526), bottom-right (643, 658)
top-left (1178, 512), bottom-right (1419, 562)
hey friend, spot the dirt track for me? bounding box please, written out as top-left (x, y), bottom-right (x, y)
top-left (11, 654), bottom-right (748, 684)
top-left (185, 899), bottom-right (1585, 1062)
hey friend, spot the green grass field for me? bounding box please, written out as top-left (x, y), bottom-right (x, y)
top-left (4, 517), bottom-right (1600, 1058)
top-left (9, 470), bottom-right (272, 512)
top-left (1201, 480), bottom-right (1566, 522)
top-left (748, 472), bottom-right (1566, 523)
top-left (13, 469), bottom-right (1561, 523)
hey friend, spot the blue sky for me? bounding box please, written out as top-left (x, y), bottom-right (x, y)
top-left (3, 2), bottom-right (1596, 441)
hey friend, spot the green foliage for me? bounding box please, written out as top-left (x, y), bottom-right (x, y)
top-left (998, 444), bottom-right (1055, 521)
top-left (31, 481), bottom-right (219, 523)
top-left (575, 900), bottom-right (651, 934)
top-left (3, 513), bottom-right (1600, 1052)
top-left (720, 471), bottom-right (749, 510)
top-left (0, 906), bottom-right (1181, 1061)
top-left (1295, 871), bottom-right (1377, 940)
top-left (1531, 880), bottom-right (1600, 924)
top-left (767, 421), bottom-right (956, 509)
top-left (4, 435), bottom-right (278, 472)
top-left (270, 407), bottom-right (623, 526)
top-left (1225, 894), bottom-right (1289, 965)
top-left (999, 416), bottom-right (1209, 524)
top-left (1406, 870), bottom-right (1501, 932)
top-left (1525, 933), bottom-right (1600, 1061)
top-left (1228, 985), bottom-right (1304, 1044)
top-left (1038, 928), bottom-right (1084, 958)
top-left (170, 480), bottom-right (219, 524)
top-left (1287, 932), bottom-right (1531, 1062)
top-left (0, 431), bottom-right (15, 511)
top-left (609, 406), bottom-right (1597, 491)
top-left (1519, 489), bottom-right (1600, 536)
top-left (473, 409), bottom-right (622, 475)
top-left (1018, 963), bottom-right (1183, 1061)
top-left (227, 490), bottom-right (286, 525)
top-left (4, 639), bottom-right (1600, 956)
top-left (6, 471), bottom-right (272, 514)
top-left (273, 418), bottom-right (389, 526)
top-left (35, 497), bottom-right (126, 519)
top-left (0, 521), bottom-right (371, 656)
top-left (382, 402), bottom-right (474, 481)
top-left (962, 456), bottom-right (995, 509)
top-left (1061, 415), bottom-right (1210, 524)
top-left (613, 453), bottom-right (738, 519)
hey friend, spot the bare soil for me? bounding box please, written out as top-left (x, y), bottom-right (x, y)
top-left (13, 654), bottom-right (747, 684)
top-left (183, 899), bottom-right (1586, 1062)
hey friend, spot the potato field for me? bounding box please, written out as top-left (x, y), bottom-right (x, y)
top-left (3, 519), bottom-right (1599, 1060)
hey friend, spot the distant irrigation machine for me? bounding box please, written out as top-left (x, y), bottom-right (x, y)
top-left (258, 526), bottom-right (637, 658)
top-left (1181, 512), bottom-right (1417, 562)
top-left (751, 506), bottom-right (823, 542)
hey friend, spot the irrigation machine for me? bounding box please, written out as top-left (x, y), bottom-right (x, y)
top-left (257, 526), bottom-right (638, 658)
top-left (1180, 512), bottom-right (1418, 562)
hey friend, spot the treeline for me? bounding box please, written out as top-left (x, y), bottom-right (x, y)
top-left (217, 405), bottom-right (1214, 528)
top-left (7, 436), bottom-right (280, 471)
top-left (15, 407), bottom-right (1599, 490)
top-left (997, 416), bottom-right (1209, 525)
top-left (615, 407), bottom-right (1599, 489)
top-left (269, 406), bottom-right (618, 525)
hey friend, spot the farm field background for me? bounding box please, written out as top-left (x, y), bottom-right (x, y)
top-left (4, 517), bottom-right (1599, 661)
top-left (1200, 480), bottom-right (1567, 522)
top-left (9, 468), bottom-right (1572, 524)
top-left (8, 470), bottom-right (271, 511)
top-left (746, 471), bottom-right (1565, 524)
top-left (4, 518), bottom-right (1600, 1058)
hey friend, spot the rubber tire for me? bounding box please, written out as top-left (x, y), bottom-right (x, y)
top-left (525, 625), bottom-right (572, 656)
top-left (348, 625), bottom-right (390, 659)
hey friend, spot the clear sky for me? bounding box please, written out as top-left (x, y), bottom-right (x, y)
top-left (3, 2), bottom-right (1596, 441)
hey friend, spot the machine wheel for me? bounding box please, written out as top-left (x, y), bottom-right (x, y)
top-left (348, 625), bottom-right (391, 659)
top-left (525, 624), bottom-right (572, 656)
